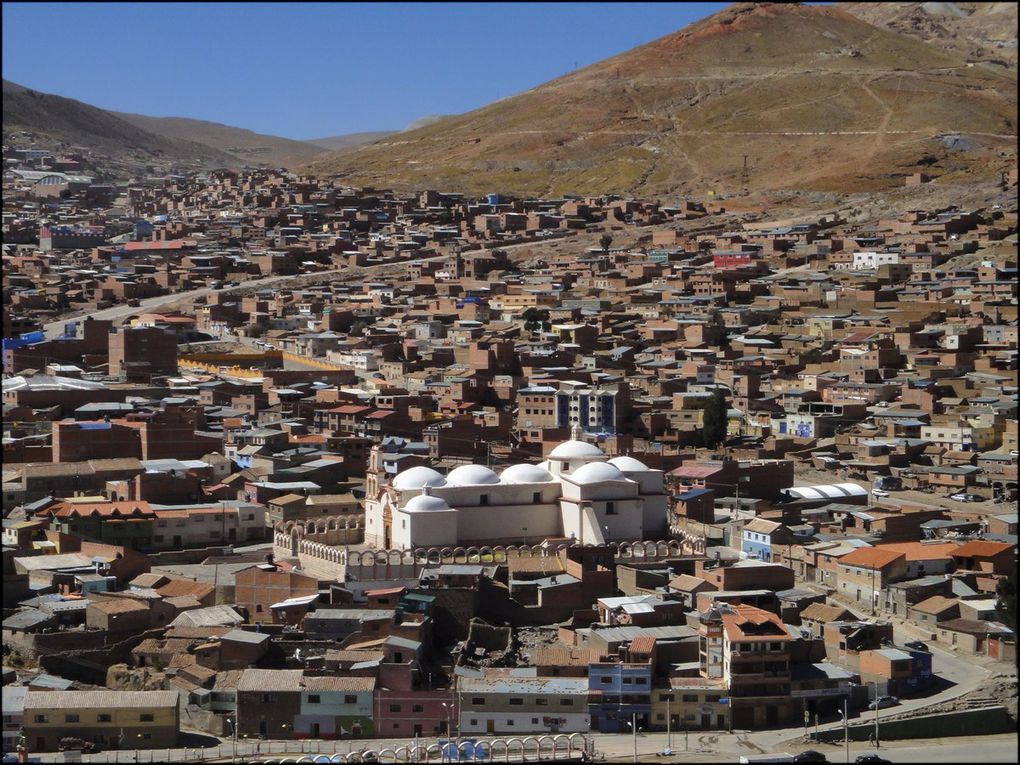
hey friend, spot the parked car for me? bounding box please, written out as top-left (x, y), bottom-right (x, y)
top-left (949, 493), bottom-right (983, 502)
top-left (904, 640), bottom-right (929, 652)
top-left (871, 488), bottom-right (889, 497)
top-left (58, 738), bottom-right (97, 753)
top-left (855, 756), bottom-right (892, 765)
top-left (868, 695), bottom-right (899, 710)
top-left (793, 751), bottom-right (829, 763)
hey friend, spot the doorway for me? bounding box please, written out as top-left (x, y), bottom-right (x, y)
top-left (486, 719), bottom-right (495, 734)
top-left (310, 723), bottom-right (320, 738)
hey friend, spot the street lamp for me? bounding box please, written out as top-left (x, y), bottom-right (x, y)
top-left (837, 699), bottom-right (850, 765)
top-left (227, 717), bottom-right (237, 761)
top-left (624, 712), bottom-right (640, 764)
top-left (441, 702), bottom-right (453, 763)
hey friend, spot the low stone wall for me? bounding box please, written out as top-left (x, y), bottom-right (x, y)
top-left (147, 546), bottom-right (235, 565)
top-left (814, 706), bottom-right (1013, 742)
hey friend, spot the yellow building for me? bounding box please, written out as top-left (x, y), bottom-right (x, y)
top-left (23, 690), bottom-right (179, 752)
top-left (651, 677), bottom-right (730, 732)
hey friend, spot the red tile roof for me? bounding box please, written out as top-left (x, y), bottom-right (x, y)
top-left (839, 547), bottom-right (905, 570)
top-left (951, 540), bottom-right (1014, 558)
top-left (875, 542), bottom-right (961, 561)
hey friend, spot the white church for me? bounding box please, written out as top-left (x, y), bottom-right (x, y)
top-left (364, 432), bottom-right (669, 549)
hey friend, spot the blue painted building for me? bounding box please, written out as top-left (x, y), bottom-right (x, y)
top-left (587, 661), bottom-right (653, 732)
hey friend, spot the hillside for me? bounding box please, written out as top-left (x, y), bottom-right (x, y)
top-left (303, 2), bottom-right (1017, 198)
top-left (113, 112), bottom-right (330, 168)
top-left (305, 131), bottom-right (396, 153)
top-left (2, 80), bottom-right (236, 176)
top-left (840, 2), bottom-right (1018, 71)
top-left (306, 116), bottom-right (455, 153)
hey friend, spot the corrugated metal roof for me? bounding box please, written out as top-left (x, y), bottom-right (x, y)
top-left (23, 690), bottom-right (178, 709)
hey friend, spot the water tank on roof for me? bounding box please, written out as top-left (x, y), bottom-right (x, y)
top-left (487, 193), bottom-right (502, 206)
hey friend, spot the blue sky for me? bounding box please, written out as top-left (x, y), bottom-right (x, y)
top-left (2, 2), bottom-right (727, 139)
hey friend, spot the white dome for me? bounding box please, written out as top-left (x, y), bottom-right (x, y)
top-left (392, 466), bottom-right (447, 490)
top-left (608, 456), bottom-right (649, 472)
top-left (549, 439), bottom-right (606, 460)
top-left (446, 464), bottom-right (500, 486)
top-left (570, 462), bottom-right (628, 484)
top-left (500, 463), bottom-right (554, 484)
top-left (403, 494), bottom-right (451, 513)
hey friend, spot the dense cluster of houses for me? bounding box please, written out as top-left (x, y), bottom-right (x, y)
top-left (2, 161), bottom-right (1017, 754)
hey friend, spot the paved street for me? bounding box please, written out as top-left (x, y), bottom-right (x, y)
top-left (20, 731), bottom-right (1016, 763)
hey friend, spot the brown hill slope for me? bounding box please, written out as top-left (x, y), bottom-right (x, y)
top-left (2, 80), bottom-right (236, 174)
top-left (839, 2), bottom-right (1018, 71)
top-left (113, 112), bottom-right (330, 168)
top-left (305, 131), bottom-right (396, 152)
top-left (304, 2), bottom-right (1017, 197)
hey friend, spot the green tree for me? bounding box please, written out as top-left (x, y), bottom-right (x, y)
top-left (996, 562), bottom-right (1017, 632)
top-left (701, 389), bottom-right (728, 449)
top-left (522, 307), bottom-right (550, 333)
top-left (600, 233), bottom-right (614, 255)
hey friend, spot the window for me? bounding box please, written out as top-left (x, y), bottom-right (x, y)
top-left (413, 705), bottom-right (423, 713)
top-left (509, 698), bottom-right (523, 706)
top-left (470, 719), bottom-right (478, 726)
top-left (34, 715), bottom-right (47, 723)
top-left (601, 676), bottom-right (612, 683)
top-left (140, 713), bottom-right (154, 722)
top-left (536, 698), bottom-right (547, 706)
top-left (533, 492), bottom-right (541, 503)
top-left (623, 677), bottom-right (633, 685)
top-left (658, 694), bottom-right (672, 702)
top-left (247, 513), bottom-right (255, 521)
top-left (472, 697), bottom-right (485, 705)
top-left (479, 494), bottom-right (489, 506)
top-left (142, 733), bottom-right (151, 740)
top-left (683, 695), bottom-right (698, 702)
top-left (97, 714), bottom-right (112, 723)
top-left (606, 502), bottom-right (616, 515)
top-left (308, 695), bottom-right (321, 704)
top-left (345, 695), bottom-right (357, 704)
top-left (532, 718), bottom-right (539, 724)
top-left (506, 720), bottom-right (514, 726)
top-left (560, 699), bottom-right (573, 706)
top-left (65, 714), bottom-right (79, 723)
top-left (390, 704), bottom-right (401, 713)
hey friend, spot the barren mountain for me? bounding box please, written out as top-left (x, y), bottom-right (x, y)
top-left (840, 2), bottom-right (1018, 71)
top-left (113, 112), bottom-right (330, 168)
top-left (2, 80), bottom-right (236, 175)
top-left (306, 116), bottom-right (455, 153)
top-left (305, 131), bottom-right (396, 153)
top-left (303, 2), bottom-right (1017, 198)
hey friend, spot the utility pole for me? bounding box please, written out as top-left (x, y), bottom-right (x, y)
top-left (666, 697), bottom-right (671, 751)
top-left (873, 681), bottom-right (880, 749)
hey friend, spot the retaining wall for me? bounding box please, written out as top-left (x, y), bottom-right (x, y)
top-left (813, 706), bottom-right (1013, 742)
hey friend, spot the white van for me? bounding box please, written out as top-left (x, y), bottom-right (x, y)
top-left (739, 755), bottom-right (796, 764)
